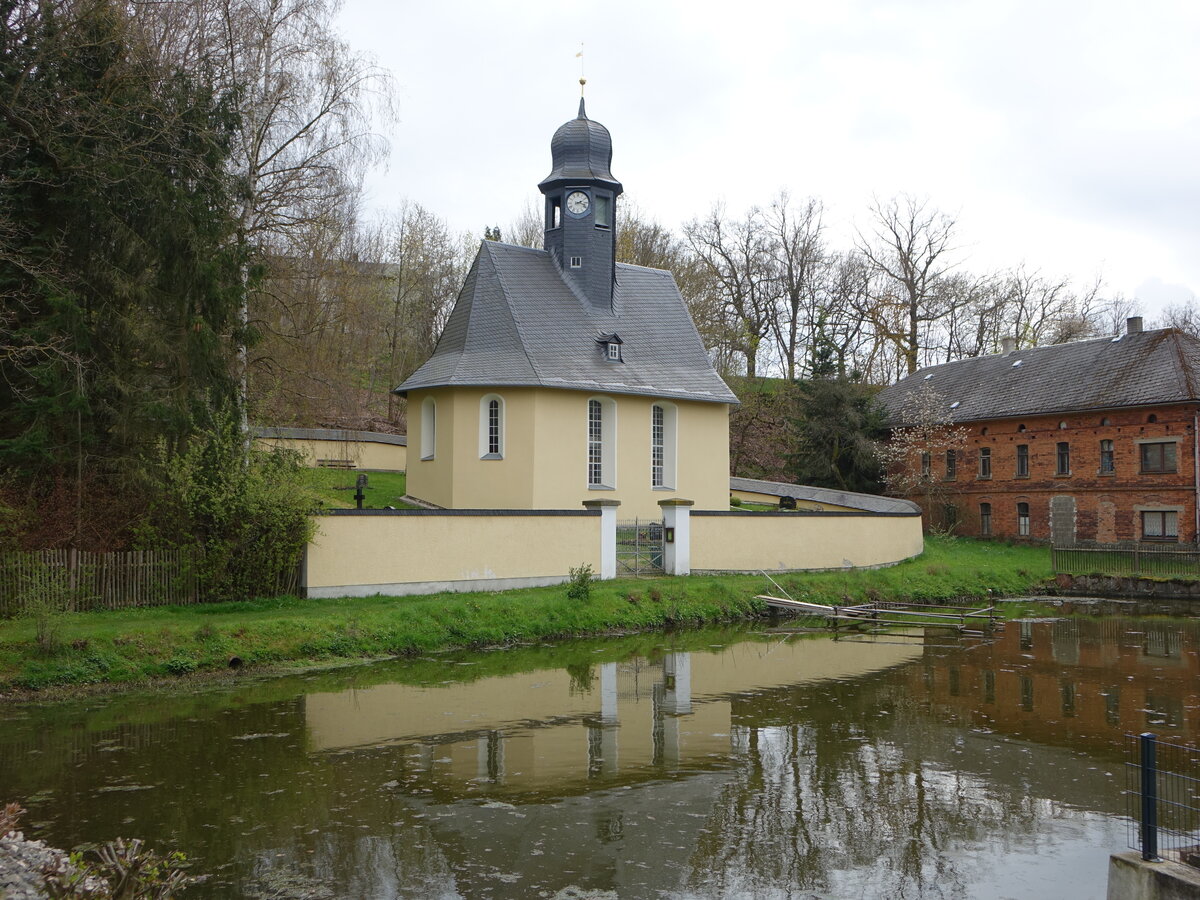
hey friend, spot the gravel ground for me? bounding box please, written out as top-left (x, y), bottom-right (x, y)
top-left (0, 829), bottom-right (106, 898)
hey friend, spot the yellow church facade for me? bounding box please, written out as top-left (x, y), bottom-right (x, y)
top-left (405, 386), bottom-right (730, 518)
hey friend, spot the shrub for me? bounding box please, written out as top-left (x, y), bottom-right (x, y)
top-left (729, 496), bottom-right (742, 507)
top-left (17, 557), bottom-right (76, 655)
top-left (139, 415), bottom-right (316, 602)
top-left (566, 563), bottom-right (594, 601)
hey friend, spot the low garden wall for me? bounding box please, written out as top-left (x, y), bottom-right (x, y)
top-left (690, 510), bottom-right (924, 573)
top-left (302, 501), bottom-right (924, 599)
top-left (304, 509), bottom-right (603, 598)
top-left (254, 427), bottom-right (407, 471)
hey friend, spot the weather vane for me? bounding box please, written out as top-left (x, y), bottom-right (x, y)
top-left (577, 43), bottom-right (586, 95)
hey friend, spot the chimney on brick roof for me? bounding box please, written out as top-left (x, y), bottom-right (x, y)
top-left (1000, 336), bottom-right (1017, 355)
top-left (1126, 316), bottom-right (1144, 334)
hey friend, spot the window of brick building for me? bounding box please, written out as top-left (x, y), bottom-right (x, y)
top-left (978, 447), bottom-right (992, 478)
top-left (1141, 510), bottom-right (1178, 542)
top-left (1056, 442), bottom-right (1070, 475)
top-left (920, 451), bottom-right (931, 477)
top-left (945, 449), bottom-right (957, 480)
top-left (1099, 439), bottom-right (1114, 474)
top-left (1017, 502), bottom-right (1030, 536)
top-left (1016, 444), bottom-right (1029, 477)
top-left (1140, 441), bottom-right (1177, 473)
top-left (979, 502), bottom-right (992, 536)
top-left (943, 503), bottom-right (959, 530)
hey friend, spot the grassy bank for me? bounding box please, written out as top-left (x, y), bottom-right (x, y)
top-left (0, 537), bottom-right (1054, 693)
top-left (300, 468), bottom-right (417, 509)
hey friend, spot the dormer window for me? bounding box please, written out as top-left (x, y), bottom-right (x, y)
top-left (597, 332), bottom-right (623, 362)
top-left (570, 256), bottom-right (582, 268)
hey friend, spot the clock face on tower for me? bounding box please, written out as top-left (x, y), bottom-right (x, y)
top-left (566, 191), bottom-right (590, 215)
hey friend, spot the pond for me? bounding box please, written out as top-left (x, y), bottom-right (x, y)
top-left (2, 609), bottom-right (1199, 898)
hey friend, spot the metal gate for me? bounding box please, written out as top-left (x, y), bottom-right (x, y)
top-left (616, 518), bottom-right (664, 577)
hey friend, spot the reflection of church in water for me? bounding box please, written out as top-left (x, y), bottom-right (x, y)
top-left (305, 637), bottom-right (921, 794)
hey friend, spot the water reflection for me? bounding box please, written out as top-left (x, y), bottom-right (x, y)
top-left (0, 616), bottom-right (1196, 899)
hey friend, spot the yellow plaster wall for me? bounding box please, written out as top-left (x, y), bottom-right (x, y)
top-left (691, 512), bottom-right (924, 571)
top-left (255, 437), bottom-right (407, 471)
top-left (729, 488), bottom-right (858, 512)
top-left (406, 388), bottom-right (457, 507)
top-left (305, 511), bottom-right (600, 590)
top-left (407, 386), bottom-right (729, 516)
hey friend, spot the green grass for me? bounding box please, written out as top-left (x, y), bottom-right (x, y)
top-left (298, 468), bottom-right (417, 509)
top-left (0, 536), bottom-right (1055, 693)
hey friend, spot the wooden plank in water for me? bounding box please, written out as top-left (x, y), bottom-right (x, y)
top-left (756, 595), bottom-right (837, 615)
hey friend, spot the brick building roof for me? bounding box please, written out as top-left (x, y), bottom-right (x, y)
top-left (877, 327), bottom-right (1200, 426)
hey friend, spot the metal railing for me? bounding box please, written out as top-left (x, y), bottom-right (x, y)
top-left (1125, 732), bottom-right (1200, 864)
top-left (1054, 544), bottom-right (1200, 579)
top-left (615, 519), bottom-right (664, 577)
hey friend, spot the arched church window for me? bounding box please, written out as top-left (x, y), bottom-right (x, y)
top-left (479, 395), bottom-right (504, 459)
top-left (420, 397), bottom-right (436, 461)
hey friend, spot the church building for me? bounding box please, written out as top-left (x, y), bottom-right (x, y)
top-left (396, 97), bottom-right (737, 518)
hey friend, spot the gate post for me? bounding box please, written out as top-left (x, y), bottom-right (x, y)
top-left (659, 499), bottom-right (693, 576)
top-left (583, 499), bottom-right (621, 580)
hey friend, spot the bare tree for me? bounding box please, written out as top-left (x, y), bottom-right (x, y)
top-left (501, 199), bottom-right (545, 249)
top-left (765, 193), bottom-right (825, 381)
top-left (1156, 299), bottom-right (1200, 337)
top-left (855, 195), bottom-right (962, 375)
top-left (131, 0), bottom-right (393, 428)
top-left (684, 203), bottom-right (779, 377)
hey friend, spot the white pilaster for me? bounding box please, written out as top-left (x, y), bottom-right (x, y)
top-left (659, 499), bottom-right (693, 576)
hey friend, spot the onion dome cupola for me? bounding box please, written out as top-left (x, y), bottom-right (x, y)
top-left (539, 93), bottom-right (624, 312)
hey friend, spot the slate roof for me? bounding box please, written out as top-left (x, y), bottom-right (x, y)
top-left (396, 241), bottom-right (738, 405)
top-left (538, 97), bottom-right (621, 192)
top-left (729, 477), bottom-right (922, 514)
top-left (253, 426), bottom-right (407, 446)
top-left (877, 328), bottom-right (1200, 426)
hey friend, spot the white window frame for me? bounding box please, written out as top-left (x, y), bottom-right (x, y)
top-left (650, 402), bottom-right (677, 489)
top-left (587, 396), bottom-right (617, 489)
top-left (420, 396), bottom-right (436, 461)
top-left (478, 394), bottom-right (504, 459)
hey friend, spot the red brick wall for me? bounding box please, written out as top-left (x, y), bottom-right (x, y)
top-left (896, 403), bottom-right (1200, 543)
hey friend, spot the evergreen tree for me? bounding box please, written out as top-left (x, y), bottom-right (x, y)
top-left (0, 0), bottom-right (245, 546)
top-left (790, 377), bottom-right (885, 494)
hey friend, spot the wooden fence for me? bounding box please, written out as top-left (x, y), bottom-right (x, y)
top-left (1052, 544), bottom-right (1200, 580)
top-left (0, 548), bottom-right (200, 618)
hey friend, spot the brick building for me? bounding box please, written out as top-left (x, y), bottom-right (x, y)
top-left (877, 321), bottom-right (1200, 545)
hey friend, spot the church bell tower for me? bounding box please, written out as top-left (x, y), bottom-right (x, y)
top-left (538, 88), bottom-right (624, 312)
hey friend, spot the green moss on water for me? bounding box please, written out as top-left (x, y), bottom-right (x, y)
top-left (0, 536), bottom-right (1053, 692)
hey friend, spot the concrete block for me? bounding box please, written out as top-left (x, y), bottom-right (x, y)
top-left (1108, 851), bottom-right (1200, 900)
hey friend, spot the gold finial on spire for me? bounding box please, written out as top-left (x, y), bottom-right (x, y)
top-left (576, 42), bottom-right (585, 95)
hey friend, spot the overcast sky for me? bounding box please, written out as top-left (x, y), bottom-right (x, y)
top-left (336, 0), bottom-right (1199, 316)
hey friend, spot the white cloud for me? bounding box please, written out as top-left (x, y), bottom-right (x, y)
top-left (340, 0), bottom-right (1200, 306)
